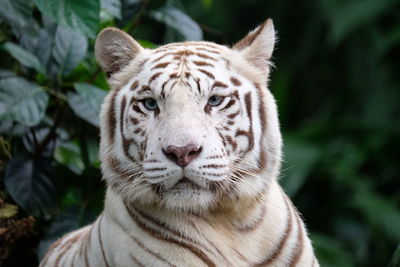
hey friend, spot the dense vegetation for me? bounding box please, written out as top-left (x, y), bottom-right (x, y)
top-left (0, 0), bottom-right (399, 266)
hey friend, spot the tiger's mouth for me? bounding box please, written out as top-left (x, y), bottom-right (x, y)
top-left (172, 176), bottom-right (201, 190)
top-left (166, 174), bottom-right (227, 195)
top-left (144, 165), bottom-right (229, 197)
top-left (176, 177), bottom-right (195, 185)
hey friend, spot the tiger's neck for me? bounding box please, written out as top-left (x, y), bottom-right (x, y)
top-left (105, 179), bottom-right (283, 226)
top-left (103, 179), bottom-right (301, 265)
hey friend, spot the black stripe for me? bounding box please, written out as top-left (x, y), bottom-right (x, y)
top-left (98, 215), bottom-right (111, 267)
top-left (195, 78), bottom-right (201, 94)
top-left (130, 254), bottom-right (145, 267)
top-left (236, 204), bottom-right (266, 232)
top-left (120, 96), bottom-right (136, 162)
top-left (114, 218), bottom-right (176, 267)
top-left (254, 191), bottom-right (293, 266)
top-left (289, 203), bottom-right (305, 266)
top-left (108, 91), bottom-right (117, 144)
top-left (133, 207), bottom-right (226, 261)
top-left (124, 203), bottom-right (217, 267)
top-left (221, 99), bottom-right (236, 111)
top-left (151, 62), bottom-right (170, 69)
top-left (84, 227), bottom-right (92, 267)
top-left (198, 69), bottom-right (215, 79)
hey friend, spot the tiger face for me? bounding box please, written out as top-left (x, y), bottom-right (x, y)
top-left (96, 20), bottom-right (282, 213)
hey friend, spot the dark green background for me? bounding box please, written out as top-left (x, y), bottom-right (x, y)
top-left (0, 0), bottom-right (399, 266)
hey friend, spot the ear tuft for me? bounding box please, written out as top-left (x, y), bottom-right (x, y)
top-left (233, 19), bottom-right (276, 72)
top-left (95, 27), bottom-right (144, 76)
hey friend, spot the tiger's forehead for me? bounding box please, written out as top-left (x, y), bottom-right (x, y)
top-left (126, 42), bottom-right (240, 98)
top-left (144, 41), bottom-right (230, 73)
top-left (151, 41), bottom-right (229, 57)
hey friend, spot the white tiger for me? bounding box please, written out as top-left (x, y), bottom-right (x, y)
top-left (40, 19), bottom-right (319, 267)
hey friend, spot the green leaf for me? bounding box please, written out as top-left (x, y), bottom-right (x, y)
top-left (353, 190), bottom-right (400, 242)
top-left (67, 83), bottom-right (107, 127)
top-left (101, 0), bottom-right (122, 19)
top-left (53, 26), bottom-right (88, 75)
top-left (281, 137), bottom-right (321, 197)
top-left (23, 128), bottom-right (55, 158)
top-left (0, 69), bottom-right (15, 78)
top-left (9, 0), bottom-right (34, 16)
top-left (87, 138), bottom-right (100, 168)
top-left (119, 0), bottom-right (141, 25)
top-left (389, 245), bottom-right (400, 267)
top-left (324, 0), bottom-right (398, 44)
top-left (2, 42), bottom-right (45, 73)
top-left (54, 141), bottom-right (85, 175)
top-left (4, 152), bottom-right (57, 215)
top-left (0, 76), bottom-right (48, 127)
top-left (311, 233), bottom-right (354, 267)
top-left (149, 6), bottom-right (203, 41)
top-left (0, 0), bottom-right (34, 30)
top-left (138, 40), bottom-right (158, 49)
top-left (0, 136), bottom-right (11, 159)
top-left (0, 203), bottom-right (18, 218)
top-left (202, 0), bottom-right (212, 9)
top-left (0, 0), bottom-right (44, 62)
top-left (376, 26), bottom-right (400, 58)
top-left (33, 0), bottom-right (100, 38)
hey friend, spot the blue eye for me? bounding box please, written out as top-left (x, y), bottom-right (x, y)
top-left (208, 95), bottom-right (223, 106)
top-left (142, 98), bottom-right (158, 110)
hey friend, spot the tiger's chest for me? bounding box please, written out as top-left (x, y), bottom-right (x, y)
top-left (103, 185), bottom-right (289, 267)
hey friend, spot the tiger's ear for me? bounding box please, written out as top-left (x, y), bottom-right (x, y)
top-left (95, 27), bottom-right (144, 76)
top-left (233, 19), bottom-right (275, 71)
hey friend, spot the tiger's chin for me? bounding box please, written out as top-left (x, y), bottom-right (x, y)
top-left (118, 175), bottom-right (223, 213)
top-left (160, 182), bottom-right (217, 213)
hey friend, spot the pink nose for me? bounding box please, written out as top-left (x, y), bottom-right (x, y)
top-left (163, 144), bottom-right (202, 167)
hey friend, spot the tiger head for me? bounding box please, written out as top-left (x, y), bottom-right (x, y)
top-left (95, 19), bottom-right (282, 213)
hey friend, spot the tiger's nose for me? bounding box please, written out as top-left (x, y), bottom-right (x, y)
top-left (163, 144), bottom-right (202, 167)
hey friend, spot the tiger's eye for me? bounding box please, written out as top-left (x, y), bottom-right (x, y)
top-left (207, 95), bottom-right (223, 106)
top-left (143, 98), bottom-right (158, 110)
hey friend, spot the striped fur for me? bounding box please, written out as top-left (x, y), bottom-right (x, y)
top-left (41, 19), bottom-right (319, 266)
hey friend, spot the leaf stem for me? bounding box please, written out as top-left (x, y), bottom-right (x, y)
top-left (42, 87), bottom-right (68, 102)
top-left (29, 128), bottom-right (39, 155)
top-left (37, 103), bottom-right (67, 155)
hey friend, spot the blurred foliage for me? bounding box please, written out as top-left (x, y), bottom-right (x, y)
top-left (0, 0), bottom-right (399, 266)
